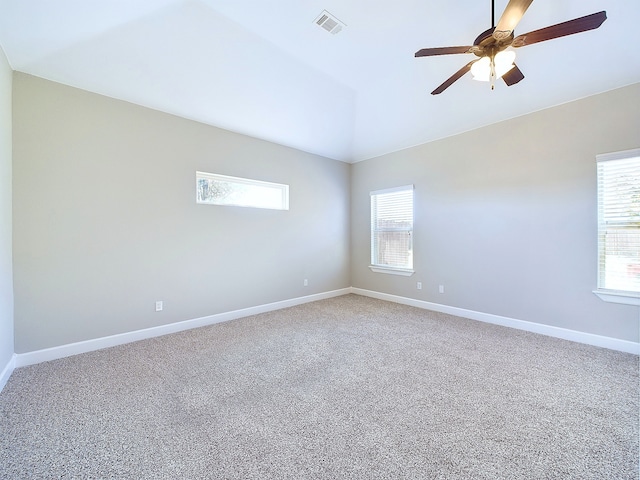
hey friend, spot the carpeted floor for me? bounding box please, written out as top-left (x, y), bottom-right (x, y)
top-left (1, 294), bottom-right (638, 479)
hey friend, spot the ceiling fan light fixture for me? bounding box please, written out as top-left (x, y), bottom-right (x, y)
top-left (471, 50), bottom-right (516, 82)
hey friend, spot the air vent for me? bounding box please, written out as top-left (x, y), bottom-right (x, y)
top-left (314, 10), bottom-right (345, 35)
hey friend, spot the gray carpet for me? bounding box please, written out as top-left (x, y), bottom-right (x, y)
top-left (1, 294), bottom-right (638, 479)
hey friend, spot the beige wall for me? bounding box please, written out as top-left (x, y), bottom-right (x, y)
top-left (12, 73), bottom-right (351, 353)
top-left (0, 47), bottom-right (13, 369)
top-left (9, 70), bottom-right (640, 354)
top-left (351, 83), bottom-right (640, 342)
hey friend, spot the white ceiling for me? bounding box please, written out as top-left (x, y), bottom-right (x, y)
top-left (0, 0), bottom-right (638, 162)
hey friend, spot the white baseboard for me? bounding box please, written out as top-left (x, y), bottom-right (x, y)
top-left (0, 353), bottom-right (16, 392)
top-left (11, 286), bottom-right (638, 370)
top-left (15, 288), bottom-right (351, 368)
top-left (351, 288), bottom-right (640, 355)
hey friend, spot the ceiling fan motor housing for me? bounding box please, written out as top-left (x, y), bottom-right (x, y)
top-left (472, 27), bottom-right (514, 57)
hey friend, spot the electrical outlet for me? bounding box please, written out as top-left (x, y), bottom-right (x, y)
top-left (303, 279), bottom-right (308, 287)
top-left (155, 301), bottom-right (163, 311)
top-left (417, 282), bottom-right (422, 290)
top-left (439, 285), bottom-right (445, 294)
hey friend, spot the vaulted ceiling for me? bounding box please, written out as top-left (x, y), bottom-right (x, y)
top-left (0, 0), bottom-right (638, 162)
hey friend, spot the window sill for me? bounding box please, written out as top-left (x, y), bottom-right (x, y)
top-left (593, 289), bottom-right (640, 306)
top-left (369, 266), bottom-right (415, 277)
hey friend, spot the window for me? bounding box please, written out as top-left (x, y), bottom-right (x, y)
top-left (370, 185), bottom-right (414, 276)
top-left (196, 172), bottom-right (289, 211)
top-left (594, 149), bottom-right (640, 305)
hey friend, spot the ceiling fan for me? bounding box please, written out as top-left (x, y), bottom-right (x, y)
top-left (415, 0), bottom-right (607, 94)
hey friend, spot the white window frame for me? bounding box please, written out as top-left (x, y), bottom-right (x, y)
top-left (369, 185), bottom-right (415, 276)
top-left (196, 171), bottom-right (289, 211)
top-left (593, 148), bottom-right (640, 306)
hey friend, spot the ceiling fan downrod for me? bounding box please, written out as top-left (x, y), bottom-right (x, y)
top-left (491, 0), bottom-right (495, 28)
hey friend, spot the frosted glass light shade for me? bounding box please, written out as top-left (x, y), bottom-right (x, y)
top-left (471, 57), bottom-right (491, 81)
top-left (495, 50), bottom-right (516, 77)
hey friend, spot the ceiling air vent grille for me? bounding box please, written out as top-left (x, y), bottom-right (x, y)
top-left (314, 10), bottom-right (345, 35)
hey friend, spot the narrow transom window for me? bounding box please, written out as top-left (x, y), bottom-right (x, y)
top-left (596, 149), bottom-right (640, 297)
top-left (196, 172), bottom-right (289, 210)
top-left (370, 185), bottom-right (414, 276)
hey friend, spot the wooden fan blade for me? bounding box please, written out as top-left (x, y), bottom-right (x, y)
top-left (494, 0), bottom-right (534, 41)
top-left (415, 46), bottom-right (473, 57)
top-left (431, 61), bottom-right (476, 95)
top-left (502, 65), bottom-right (525, 86)
top-left (512, 11), bottom-right (607, 47)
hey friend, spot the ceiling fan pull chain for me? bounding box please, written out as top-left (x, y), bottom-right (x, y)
top-left (490, 58), bottom-right (496, 90)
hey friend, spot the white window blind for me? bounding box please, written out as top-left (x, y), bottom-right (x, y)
top-left (596, 150), bottom-right (640, 293)
top-left (370, 185), bottom-right (414, 271)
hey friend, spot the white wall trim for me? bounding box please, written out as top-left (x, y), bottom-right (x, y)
top-left (369, 266), bottom-right (415, 276)
top-left (15, 288), bottom-right (351, 368)
top-left (0, 353), bottom-right (16, 392)
top-left (11, 286), bottom-right (638, 370)
top-left (593, 289), bottom-right (640, 306)
top-left (351, 288), bottom-right (640, 355)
